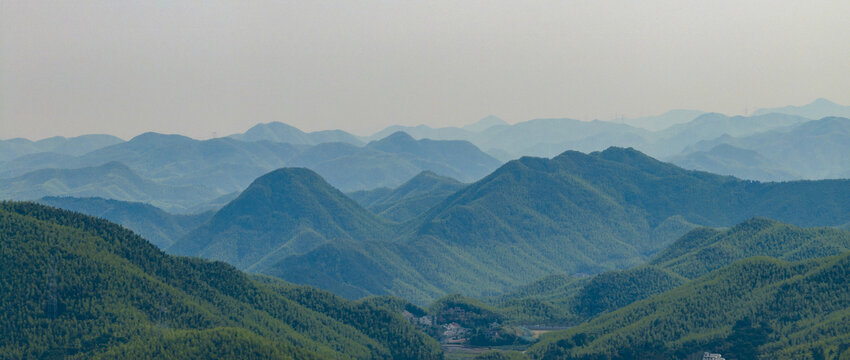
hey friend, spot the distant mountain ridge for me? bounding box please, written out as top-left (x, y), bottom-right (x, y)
top-left (38, 196), bottom-right (213, 248)
top-left (754, 97), bottom-right (850, 119)
top-left (672, 116), bottom-right (850, 180)
top-left (0, 134), bottom-right (124, 162)
top-left (0, 162), bottom-right (220, 213)
top-left (348, 170), bottom-right (466, 222)
top-left (230, 121), bottom-right (364, 145)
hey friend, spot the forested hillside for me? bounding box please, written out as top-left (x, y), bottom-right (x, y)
top-left (529, 253), bottom-right (850, 359)
top-left (0, 201), bottom-right (441, 359)
top-left (265, 147), bottom-right (850, 303)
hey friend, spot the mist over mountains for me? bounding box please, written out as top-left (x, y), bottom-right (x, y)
top-left (4, 97), bottom-right (850, 359)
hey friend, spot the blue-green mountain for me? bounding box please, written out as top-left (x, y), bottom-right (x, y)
top-left (672, 116), bottom-right (850, 180)
top-left (230, 121), bottom-right (364, 146)
top-left (38, 196), bottom-right (213, 249)
top-left (0, 134), bottom-right (123, 162)
top-left (169, 168), bottom-right (397, 271)
top-left (179, 147), bottom-right (850, 304)
top-left (348, 171), bottom-right (466, 222)
top-left (0, 162), bottom-right (220, 213)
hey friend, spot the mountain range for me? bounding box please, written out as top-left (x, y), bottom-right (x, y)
top-left (169, 147), bottom-right (850, 304)
top-left (671, 116), bottom-right (850, 181)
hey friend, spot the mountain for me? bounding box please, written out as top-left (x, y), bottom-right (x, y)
top-left (38, 196), bottom-right (213, 249)
top-left (754, 97), bottom-right (850, 119)
top-left (0, 133), bottom-right (305, 194)
top-left (674, 116), bottom-right (850, 180)
top-left (285, 132), bottom-right (501, 191)
top-left (230, 121), bottom-right (363, 145)
top-left (612, 109), bottom-right (705, 131)
top-left (650, 218), bottom-right (850, 279)
top-left (0, 162), bottom-right (219, 213)
top-left (349, 171), bottom-right (464, 222)
top-left (76, 133), bottom-right (305, 193)
top-left (0, 201), bottom-right (441, 359)
top-left (668, 143), bottom-right (796, 181)
top-left (462, 115), bottom-right (510, 132)
top-left (170, 168), bottom-right (396, 271)
top-left (0, 134), bottom-right (123, 162)
top-left (257, 148), bottom-right (850, 303)
top-left (348, 171), bottom-right (466, 222)
top-left (529, 252), bottom-right (850, 359)
top-left (472, 118), bottom-right (650, 160)
top-left (492, 219), bottom-right (850, 326)
top-left (645, 112), bottom-right (809, 158)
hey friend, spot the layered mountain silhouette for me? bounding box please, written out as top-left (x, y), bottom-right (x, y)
top-left (0, 162), bottom-right (219, 213)
top-left (673, 116), bottom-right (850, 180)
top-left (38, 196), bottom-right (213, 248)
top-left (0, 134), bottom-right (123, 162)
top-left (754, 97), bottom-right (850, 119)
top-left (173, 147), bottom-right (850, 303)
top-left (229, 121), bottom-right (363, 145)
top-left (349, 171), bottom-right (466, 222)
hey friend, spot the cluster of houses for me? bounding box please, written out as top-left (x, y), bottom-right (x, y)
top-left (401, 309), bottom-right (474, 343)
top-left (401, 310), bottom-right (434, 327)
top-left (702, 352), bottom-right (725, 360)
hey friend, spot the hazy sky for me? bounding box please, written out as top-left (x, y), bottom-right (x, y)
top-left (3, 0), bottom-right (849, 140)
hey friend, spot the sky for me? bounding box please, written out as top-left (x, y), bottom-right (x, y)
top-left (2, 0), bottom-right (849, 140)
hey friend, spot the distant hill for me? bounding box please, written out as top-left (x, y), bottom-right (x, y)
top-left (645, 112), bottom-right (808, 157)
top-left (529, 251), bottom-right (850, 359)
top-left (250, 148), bottom-right (850, 303)
top-left (170, 168), bottom-right (396, 271)
top-left (230, 121), bottom-right (363, 145)
top-left (0, 134), bottom-right (123, 162)
top-left (38, 196), bottom-right (212, 248)
top-left (612, 109), bottom-right (705, 131)
top-left (2, 131), bottom-right (498, 197)
top-left (673, 116), bottom-right (850, 180)
top-left (348, 171), bottom-right (466, 222)
top-left (0, 162), bottom-right (219, 213)
top-left (754, 97), bottom-right (850, 119)
top-left (286, 132), bottom-right (500, 191)
top-left (0, 201), bottom-right (441, 359)
top-left (668, 143), bottom-right (796, 181)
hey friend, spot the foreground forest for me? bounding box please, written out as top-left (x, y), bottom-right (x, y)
top-left (0, 202), bottom-right (441, 359)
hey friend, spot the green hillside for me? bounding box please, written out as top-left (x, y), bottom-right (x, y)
top-left (38, 196), bottom-right (212, 249)
top-left (349, 170), bottom-right (466, 222)
top-left (170, 168), bottom-right (397, 270)
top-left (235, 147), bottom-right (850, 303)
top-left (0, 201), bottom-right (441, 359)
top-left (529, 253), bottom-right (850, 359)
top-left (493, 219), bottom-right (850, 326)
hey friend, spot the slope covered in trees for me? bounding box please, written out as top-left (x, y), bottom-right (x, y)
top-left (217, 147), bottom-right (850, 303)
top-left (170, 168), bottom-right (396, 270)
top-left (38, 196), bottom-right (212, 249)
top-left (348, 170), bottom-right (466, 222)
top-left (0, 201), bottom-right (441, 359)
top-left (529, 253), bottom-right (850, 359)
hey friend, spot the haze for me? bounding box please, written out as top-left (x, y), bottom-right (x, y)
top-left (2, 0), bottom-right (849, 140)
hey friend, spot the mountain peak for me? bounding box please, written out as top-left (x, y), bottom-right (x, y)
top-left (463, 115), bottom-right (509, 132)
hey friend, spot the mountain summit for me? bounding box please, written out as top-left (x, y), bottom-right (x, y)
top-left (170, 167), bottom-right (394, 270)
